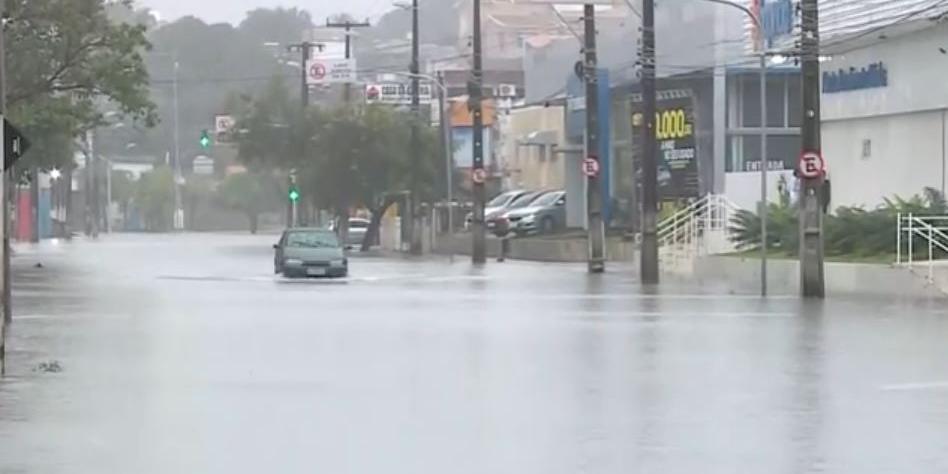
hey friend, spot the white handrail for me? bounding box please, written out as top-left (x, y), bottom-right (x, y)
top-left (896, 213), bottom-right (948, 285)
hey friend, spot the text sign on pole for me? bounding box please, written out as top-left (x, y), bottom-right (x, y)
top-left (306, 59), bottom-right (357, 85)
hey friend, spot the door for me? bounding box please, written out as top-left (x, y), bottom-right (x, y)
top-left (274, 231), bottom-right (287, 273)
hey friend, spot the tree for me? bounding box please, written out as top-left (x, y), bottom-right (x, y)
top-left (5, 0), bottom-right (157, 171)
top-left (217, 172), bottom-right (280, 234)
top-left (110, 169), bottom-right (136, 229)
top-left (239, 8), bottom-right (314, 47)
top-left (135, 166), bottom-right (174, 231)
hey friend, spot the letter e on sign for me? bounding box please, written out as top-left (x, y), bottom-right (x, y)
top-left (798, 151), bottom-right (825, 179)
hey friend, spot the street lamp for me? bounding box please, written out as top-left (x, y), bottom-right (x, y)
top-left (147, 51), bottom-right (183, 231)
top-left (390, 71), bottom-right (456, 233)
top-left (700, 0), bottom-right (770, 297)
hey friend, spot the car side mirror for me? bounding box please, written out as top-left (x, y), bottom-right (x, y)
top-left (273, 244), bottom-right (280, 250)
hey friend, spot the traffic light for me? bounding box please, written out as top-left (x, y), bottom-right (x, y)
top-left (199, 129), bottom-right (211, 149)
top-left (288, 185), bottom-right (300, 203)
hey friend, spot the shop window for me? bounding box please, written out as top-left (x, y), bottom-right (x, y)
top-left (727, 134), bottom-right (801, 172)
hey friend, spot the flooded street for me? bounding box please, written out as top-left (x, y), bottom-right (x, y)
top-left (2, 234), bottom-right (948, 473)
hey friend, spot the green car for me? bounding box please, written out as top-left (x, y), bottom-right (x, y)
top-left (273, 228), bottom-right (349, 278)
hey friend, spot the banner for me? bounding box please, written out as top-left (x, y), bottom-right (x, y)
top-left (630, 89), bottom-right (700, 200)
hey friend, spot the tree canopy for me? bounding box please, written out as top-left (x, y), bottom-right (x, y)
top-left (234, 78), bottom-right (442, 219)
top-left (5, 0), bottom-right (157, 170)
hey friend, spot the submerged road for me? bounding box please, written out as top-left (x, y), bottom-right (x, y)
top-left (1, 233), bottom-right (948, 473)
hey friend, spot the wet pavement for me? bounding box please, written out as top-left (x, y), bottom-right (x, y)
top-left (2, 233), bottom-right (948, 473)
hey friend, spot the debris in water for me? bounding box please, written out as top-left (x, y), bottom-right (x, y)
top-left (34, 360), bottom-right (63, 373)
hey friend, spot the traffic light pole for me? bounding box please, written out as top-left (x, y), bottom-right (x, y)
top-left (583, 4), bottom-right (605, 273)
top-left (287, 41), bottom-right (320, 228)
top-left (640, 0), bottom-right (659, 284)
top-left (471, 0), bottom-right (486, 264)
top-left (799, 0), bottom-right (825, 298)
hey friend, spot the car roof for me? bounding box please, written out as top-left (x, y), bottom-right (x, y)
top-left (285, 227), bottom-right (334, 233)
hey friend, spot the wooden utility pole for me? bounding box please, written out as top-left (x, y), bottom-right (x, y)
top-left (325, 18), bottom-right (370, 103)
top-left (799, 0), bottom-right (825, 297)
top-left (640, 0), bottom-right (659, 283)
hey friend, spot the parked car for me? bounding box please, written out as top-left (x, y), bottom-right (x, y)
top-left (466, 190), bottom-right (529, 228)
top-left (273, 228), bottom-right (348, 278)
top-left (504, 191), bottom-right (567, 235)
top-left (329, 217), bottom-right (371, 247)
top-left (488, 190), bottom-right (550, 236)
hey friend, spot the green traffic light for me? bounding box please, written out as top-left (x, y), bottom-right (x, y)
top-left (199, 130), bottom-right (211, 148)
top-left (288, 187), bottom-right (300, 202)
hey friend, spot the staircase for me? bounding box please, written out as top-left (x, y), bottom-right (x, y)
top-left (657, 194), bottom-right (742, 270)
top-left (896, 213), bottom-right (948, 293)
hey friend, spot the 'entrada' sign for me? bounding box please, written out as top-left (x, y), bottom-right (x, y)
top-left (823, 62), bottom-right (888, 93)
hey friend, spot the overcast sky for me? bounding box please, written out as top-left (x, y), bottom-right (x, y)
top-left (141, 0), bottom-right (392, 25)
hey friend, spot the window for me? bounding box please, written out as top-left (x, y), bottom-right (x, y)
top-left (862, 139), bottom-right (872, 159)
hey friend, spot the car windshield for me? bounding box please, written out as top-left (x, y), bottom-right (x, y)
top-left (531, 192), bottom-right (563, 207)
top-left (487, 192), bottom-right (517, 207)
top-left (285, 231), bottom-right (339, 248)
top-left (508, 192), bottom-right (544, 209)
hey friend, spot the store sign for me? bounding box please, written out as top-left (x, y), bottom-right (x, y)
top-left (631, 89), bottom-right (700, 200)
top-left (823, 62), bottom-right (889, 93)
top-left (364, 83), bottom-right (432, 105)
top-left (750, 0), bottom-right (795, 49)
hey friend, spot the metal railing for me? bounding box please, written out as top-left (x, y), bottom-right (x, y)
top-left (658, 194), bottom-right (742, 264)
top-left (896, 213), bottom-right (948, 284)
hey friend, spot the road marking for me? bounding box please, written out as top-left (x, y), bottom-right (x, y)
top-left (566, 311), bottom-right (796, 319)
top-left (881, 381), bottom-right (948, 392)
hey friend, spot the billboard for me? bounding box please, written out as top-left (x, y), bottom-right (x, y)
top-left (630, 89), bottom-right (700, 200)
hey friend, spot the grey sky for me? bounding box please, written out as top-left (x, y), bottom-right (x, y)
top-left (141, 0), bottom-right (392, 25)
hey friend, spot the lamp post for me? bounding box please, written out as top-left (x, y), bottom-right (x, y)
top-left (390, 71), bottom-right (454, 233)
top-left (700, 0), bottom-right (770, 297)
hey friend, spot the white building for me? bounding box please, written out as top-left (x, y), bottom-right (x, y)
top-left (822, 15), bottom-right (948, 207)
top-left (754, 0), bottom-right (948, 208)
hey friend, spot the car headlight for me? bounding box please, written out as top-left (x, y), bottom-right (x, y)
top-left (284, 258), bottom-right (303, 266)
top-left (522, 214), bottom-right (536, 223)
top-left (331, 259), bottom-right (346, 267)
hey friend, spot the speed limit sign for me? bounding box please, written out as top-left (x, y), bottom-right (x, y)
top-left (798, 150), bottom-right (825, 179)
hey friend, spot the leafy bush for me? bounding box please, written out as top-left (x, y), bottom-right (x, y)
top-left (730, 187), bottom-right (946, 258)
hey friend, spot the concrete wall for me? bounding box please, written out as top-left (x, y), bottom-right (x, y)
top-left (823, 110), bottom-right (947, 208)
top-left (433, 234), bottom-right (636, 263)
top-left (679, 256), bottom-right (946, 299)
top-left (502, 105), bottom-right (567, 191)
top-left (725, 169), bottom-right (794, 211)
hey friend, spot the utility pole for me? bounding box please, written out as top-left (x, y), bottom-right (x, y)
top-left (438, 71), bottom-right (454, 234)
top-left (640, 0), bottom-right (659, 284)
top-left (409, 0), bottom-right (423, 255)
top-left (0, 0), bottom-right (7, 374)
top-left (287, 41), bottom-right (321, 228)
top-left (172, 58), bottom-right (183, 232)
top-left (470, 0), bottom-right (486, 264)
top-left (799, 0), bottom-right (825, 298)
top-left (583, 4), bottom-right (605, 273)
top-left (85, 131), bottom-right (97, 238)
top-left (325, 18), bottom-right (370, 104)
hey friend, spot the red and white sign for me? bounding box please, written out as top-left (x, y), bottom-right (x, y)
top-left (582, 157), bottom-right (600, 178)
top-left (305, 59), bottom-right (356, 85)
top-left (471, 168), bottom-right (487, 184)
top-left (798, 150), bottom-right (825, 179)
